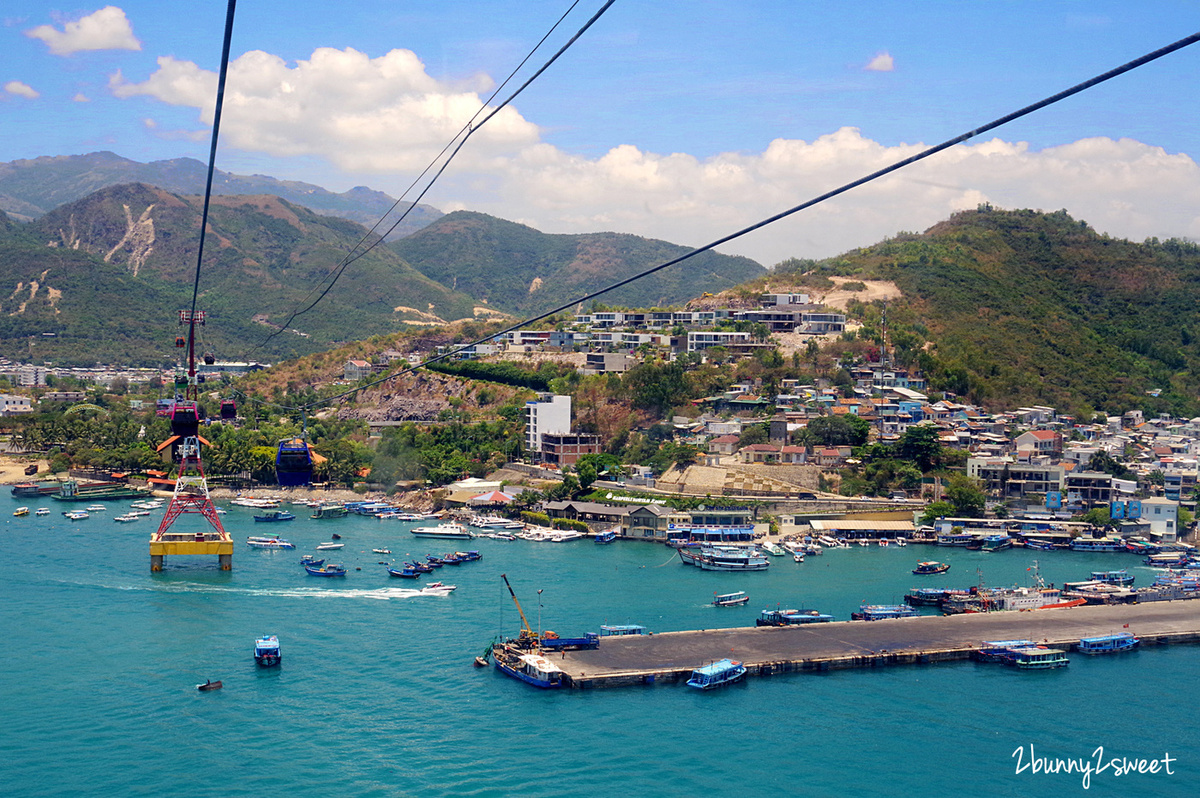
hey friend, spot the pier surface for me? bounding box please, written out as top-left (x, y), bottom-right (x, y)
top-left (559, 601), bottom-right (1200, 688)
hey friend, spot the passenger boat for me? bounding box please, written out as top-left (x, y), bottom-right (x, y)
top-left (686, 658), bottom-right (747, 690)
top-left (246, 535), bottom-right (295, 549)
top-left (756, 608), bottom-right (833, 626)
top-left (712, 591), bottom-right (750, 607)
top-left (315, 542), bottom-right (344, 551)
top-left (35, 508), bottom-right (49, 516)
top-left (599, 624), bottom-right (645, 636)
top-left (1146, 552), bottom-right (1188, 568)
top-left (972, 639), bottom-right (1038, 663)
top-left (387, 566), bottom-right (422, 578)
top-left (678, 545), bottom-right (770, 572)
top-left (310, 504), bottom-right (348, 520)
top-left (761, 541), bottom-right (786, 556)
top-left (1022, 538), bottom-right (1057, 551)
top-left (253, 635), bottom-right (281, 667)
top-left (410, 522), bottom-right (473, 540)
top-left (1011, 646), bottom-right (1069, 669)
top-left (13, 507), bottom-right (28, 516)
top-left (936, 532), bottom-right (977, 546)
top-left (253, 510), bottom-right (296, 523)
top-left (913, 561), bottom-right (950, 575)
top-left (594, 529), bottom-right (618, 544)
top-left (853, 604), bottom-right (920, 621)
top-left (981, 535), bottom-right (1013, 552)
top-left (304, 563), bottom-right (347, 576)
top-left (1090, 569), bottom-right (1134, 587)
top-left (230, 497), bottom-right (280, 509)
top-left (1076, 631), bottom-right (1139, 654)
top-left (491, 643), bottom-right (565, 688)
top-left (1070, 537), bottom-right (1125, 552)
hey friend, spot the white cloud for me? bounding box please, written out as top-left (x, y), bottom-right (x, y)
top-left (25, 6), bottom-right (140, 56)
top-left (108, 48), bottom-right (1200, 267)
top-left (4, 81), bottom-right (39, 99)
top-left (73, 92), bottom-right (90, 102)
top-left (864, 51), bottom-right (894, 72)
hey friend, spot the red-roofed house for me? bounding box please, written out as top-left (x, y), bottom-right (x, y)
top-left (1014, 429), bottom-right (1063, 457)
top-left (740, 443), bottom-right (780, 464)
top-left (708, 434), bottom-right (741, 456)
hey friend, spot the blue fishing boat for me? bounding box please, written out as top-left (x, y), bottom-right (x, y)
top-left (1077, 631), bottom-right (1139, 654)
top-left (595, 530), bottom-right (618, 544)
top-left (454, 550), bottom-right (483, 561)
top-left (1022, 538), bottom-right (1057, 551)
top-left (1090, 569), bottom-right (1134, 586)
top-left (425, 555), bottom-right (447, 567)
top-left (387, 566), bottom-right (422, 578)
top-left (299, 555), bottom-right (324, 567)
top-left (253, 510), bottom-right (296, 523)
top-left (981, 535), bottom-right (1012, 552)
top-left (305, 563), bottom-right (346, 577)
top-left (254, 635), bottom-right (281, 667)
top-left (405, 561), bottom-right (434, 573)
top-left (492, 646), bottom-right (565, 688)
top-left (686, 658), bottom-right (747, 690)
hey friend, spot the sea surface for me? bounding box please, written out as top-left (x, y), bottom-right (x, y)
top-left (2, 495), bottom-right (1196, 797)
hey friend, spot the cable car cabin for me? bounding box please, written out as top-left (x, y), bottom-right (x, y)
top-left (175, 336), bottom-right (186, 348)
top-left (220, 399), bottom-right (237, 420)
top-left (170, 401), bottom-right (202, 440)
top-left (276, 438), bottom-right (314, 487)
top-left (203, 352), bottom-right (216, 365)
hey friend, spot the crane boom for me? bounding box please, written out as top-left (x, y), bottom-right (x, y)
top-left (501, 573), bottom-right (536, 641)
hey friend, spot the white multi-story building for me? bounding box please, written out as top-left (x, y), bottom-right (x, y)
top-left (525, 394), bottom-right (572, 454)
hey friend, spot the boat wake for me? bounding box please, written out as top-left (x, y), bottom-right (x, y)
top-left (66, 580), bottom-right (451, 601)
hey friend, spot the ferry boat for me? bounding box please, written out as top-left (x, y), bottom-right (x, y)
top-left (410, 522), bottom-right (473, 540)
top-left (310, 504), bottom-right (348, 520)
top-left (936, 532), bottom-right (977, 546)
top-left (304, 563), bottom-right (346, 577)
top-left (246, 535), bottom-right (296, 549)
top-left (686, 658), bottom-right (747, 690)
top-left (599, 624), bottom-right (646, 636)
top-left (913, 561), bottom-right (950, 575)
top-left (594, 530), bottom-right (618, 544)
top-left (756, 608), bottom-right (833, 626)
top-left (491, 644), bottom-right (565, 689)
top-left (1076, 631), bottom-right (1139, 654)
top-left (253, 510), bottom-right (296, 523)
top-left (1011, 646), bottom-right (1069, 669)
top-left (981, 535), bottom-right (1013, 552)
top-left (12, 507), bottom-right (28, 517)
top-left (854, 604), bottom-right (920, 621)
top-left (1070, 537), bottom-right (1125, 552)
top-left (1090, 569), bottom-right (1134, 587)
top-left (712, 591), bottom-right (750, 607)
top-left (253, 635), bottom-right (281, 667)
top-left (678, 545), bottom-right (770, 572)
top-left (971, 639), bottom-right (1038, 663)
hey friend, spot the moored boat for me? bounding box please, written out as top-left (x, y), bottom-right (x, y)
top-left (411, 522), bottom-right (473, 540)
top-left (254, 635), bottom-right (281, 666)
top-left (972, 639), bottom-right (1038, 663)
top-left (304, 563), bottom-right (346, 576)
top-left (1076, 631), bottom-right (1139, 654)
top-left (756, 608), bottom-right (833, 626)
top-left (854, 604), bottom-right (920, 621)
top-left (253, 510), bottom-right (296, 523)
top-left (1011, 646), bottom-right (1069, 669)
top-left (491, 645), bottom-right (565, 688)
top-left (1090, 569), bottom-right (1134, 587)
top-left (310, 503), bottom-right (348, 520)
top-left (599, 624), bottom-right (645, 636)
top-left (686, 658), bottom-right (747, 690)
top-left (387, 566), bottom-right (422, 578)
top-left (679, 545), bottom-right (769, 572)
top-left (594, 529), bottom-right (618, 544)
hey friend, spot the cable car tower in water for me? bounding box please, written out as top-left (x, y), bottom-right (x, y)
top-left (149, 310), bottom-right (233, 572)
top-left (149, 0), bottom-right (238, 571)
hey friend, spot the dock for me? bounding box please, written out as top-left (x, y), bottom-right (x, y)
top-left (558, 601), bottom-right (1200, 688)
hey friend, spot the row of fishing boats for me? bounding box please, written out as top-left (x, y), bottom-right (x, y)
top-left (972, 631), bottom-right (1140, 669)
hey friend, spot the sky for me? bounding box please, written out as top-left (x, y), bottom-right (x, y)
top-left (3, 1), bottom-right (1200, 268)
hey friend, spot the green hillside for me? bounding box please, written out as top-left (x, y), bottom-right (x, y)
top-left (777, 206), bottom-right (1200, 417)
top-left (390, 210), bottom-right (765, 315)
top-left (0, 183), bottom-right (487, 365)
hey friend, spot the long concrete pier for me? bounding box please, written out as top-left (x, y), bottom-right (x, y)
top-left (558, 601), bottom-right (1200, 688)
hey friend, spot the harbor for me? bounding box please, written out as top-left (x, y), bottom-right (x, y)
top-left (559, 600), bottom-right (1200, 687)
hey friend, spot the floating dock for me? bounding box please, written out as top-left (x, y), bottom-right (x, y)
top-left (558, 601), bottom-right (1200, 688)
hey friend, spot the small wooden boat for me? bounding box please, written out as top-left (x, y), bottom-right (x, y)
top-left (913, 561), bottom-right (950, 575)
top-left (299, 556), bottom-right (325, 567)
top-left (305, 563), bottom-right (347, 577)
top-left (196, 679), bottom-right (223, 692)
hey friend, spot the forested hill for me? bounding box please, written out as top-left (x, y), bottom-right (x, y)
top-left (777, 207), bottom-right (1200, 417)
top-left (390, 211), bottom-right (766, 316)
top-left (0, 183), bottom-right (487, 365)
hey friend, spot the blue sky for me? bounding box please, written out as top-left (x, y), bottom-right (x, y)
top-left (3, 2), bottom-right (1199, 266)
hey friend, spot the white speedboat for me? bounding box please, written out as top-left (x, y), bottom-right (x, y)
top-left (315, 542), bottom-right (345, 551)
top-left (410, 522), bottom-right (472, 540)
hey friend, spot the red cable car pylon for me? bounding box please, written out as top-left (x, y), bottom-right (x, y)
top-left (152, 436), bottom-right (227, 543)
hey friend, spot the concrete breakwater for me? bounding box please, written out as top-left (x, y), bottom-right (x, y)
top-left (559, 601), bottom-right (1200, 688)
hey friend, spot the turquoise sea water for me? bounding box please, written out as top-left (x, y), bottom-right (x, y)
top-left (2, 496), bottom-right (1196, 797)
